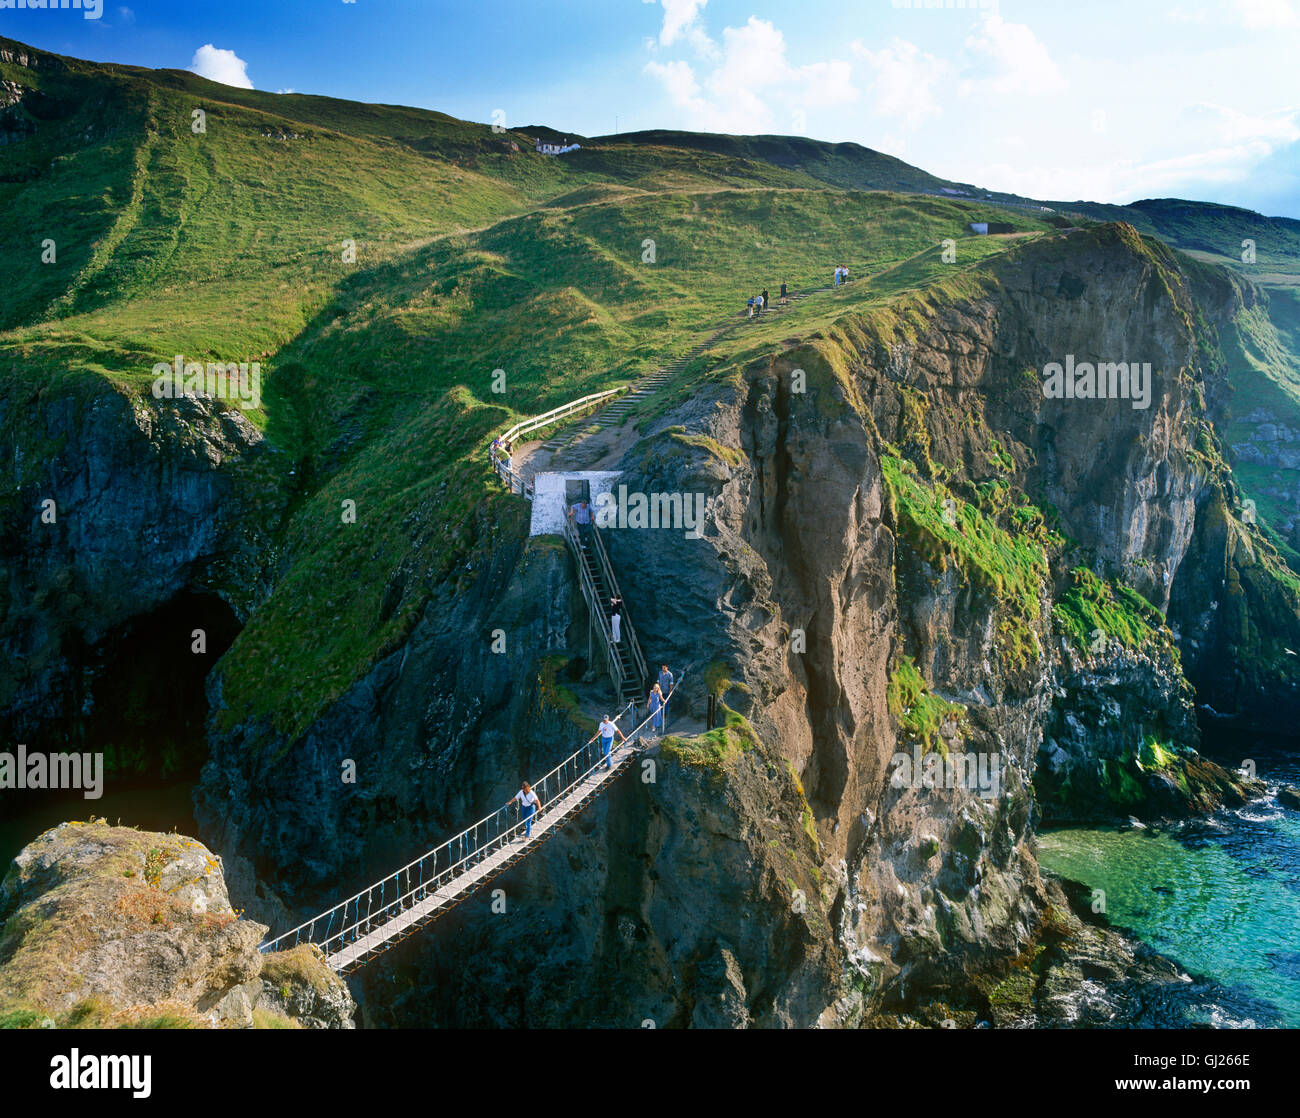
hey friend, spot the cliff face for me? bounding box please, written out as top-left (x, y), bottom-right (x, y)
top-left (188, 224), bottom-right (1287, 1027)
top-left (0, 382), bottom-right (288, 765)
top-left (0, 822), bottom-right (353, 1028)
top-left (9, 227), bottom-right (1294, 1027)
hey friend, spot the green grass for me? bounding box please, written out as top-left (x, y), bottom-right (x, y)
top-left (6, 33), bottom-right (1296, 758)
top-left (1052, 567), bottom-right (1162, 653)
top-left (881, 454), bottom-right (1047, 618)
top-left (886, 655), bottom-right (965, 757)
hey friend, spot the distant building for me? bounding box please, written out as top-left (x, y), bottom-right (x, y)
top-left (969, 221), bottom-right (1015, 235)
top-left (969, 222), bottom-right (989, 235)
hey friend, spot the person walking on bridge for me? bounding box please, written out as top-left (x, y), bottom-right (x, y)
top-left (647, 683), bottom-right (665, 737)
top-left (598, 714), bottom-right (626, 770)
top-left (512, 781), bottom-right (541, 839)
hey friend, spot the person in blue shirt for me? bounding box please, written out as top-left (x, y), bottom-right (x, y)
top-left (657, 665), bottom-right (674, 731)
top-left (647, 683), bottom-right (665, 736)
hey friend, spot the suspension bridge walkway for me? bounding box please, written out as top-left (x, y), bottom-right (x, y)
top-left (259, 680), bottom-right (680, 974)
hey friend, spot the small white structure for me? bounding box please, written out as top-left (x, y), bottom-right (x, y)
top-left (530, 471), bottom-right (622, 536)
top-left (969, 222), bottom-right (989, 235)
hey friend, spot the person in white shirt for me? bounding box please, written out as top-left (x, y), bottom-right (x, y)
top-left (512, 781), bottom-right (541, 839)
top-left (598, 715), bottom-right (627, 770)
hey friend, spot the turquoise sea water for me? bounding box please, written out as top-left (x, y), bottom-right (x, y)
top-left (1037, 733), bottom-right (1300, 1028)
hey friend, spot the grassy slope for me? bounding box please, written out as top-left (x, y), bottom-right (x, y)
top-left (2, 36), bottom-right (1296, 745)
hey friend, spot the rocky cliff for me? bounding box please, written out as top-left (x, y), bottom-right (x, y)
top-left (189, 224), bottom-right (1289, 1026)
top-left (0, 379), bottom-right (289, 773)
top-left (0, 821), bottom-right (354, 1028)
top-left (6, 225), bottom-right (1295, 1028)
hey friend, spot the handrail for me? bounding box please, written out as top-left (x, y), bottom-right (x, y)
top-left (258, 674), bottom-right (686, 967)
top-left (586, 524), bottom-right (649, 690)
top-left (489, 449), bottom-right (535, 500)
top-left (562, 514), bottom-right (626, 691)
top-left (495, 387), bottom-right (624, 451)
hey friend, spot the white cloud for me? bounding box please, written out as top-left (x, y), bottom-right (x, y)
top-left (1178, 103), bottom-right (1300, 147)
top-left (960, 14), bottom-right (1064, 97)
top-left (652, 0), bottom-right (717, 58)
top-left (1234, 0), bottom-right (1300, 28)
top-left (189, 44), bottom-right (253, 90)
top-left (644, 16), bottom-right (856, 134)
top-left (851, 38), bottom-right (949, 128)
top-left (643, 59), bottom-right (704, 110)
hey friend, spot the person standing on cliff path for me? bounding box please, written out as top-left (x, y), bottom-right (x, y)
top-left (512, 781), bottom-right (541, 840)
top-left (779, 281), bottom-right (788, 305)
top-left (610, 607), bottom-right (622, 644)
top-left (598, 715), bottom-right (626, 770)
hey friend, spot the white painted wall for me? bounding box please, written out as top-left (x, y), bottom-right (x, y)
top-left (530, 471), bottom-right (623, 536)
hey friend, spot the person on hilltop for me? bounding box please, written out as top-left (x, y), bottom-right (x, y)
top-left (779, 281), bottom-right (788, 305)
top-left (747, 296), bottom-right (755, 318)
top-left (761, 288), bottom-right (769, 312)
top-left (598, 714), bottom-right (627, 770)
top-left (833, 265), bottom-right (841, 287)
top-left (512, 780), bottom-right (541, 840)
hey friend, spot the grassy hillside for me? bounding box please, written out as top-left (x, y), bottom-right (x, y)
top-left (1, 34), bottom-right (1296, 745)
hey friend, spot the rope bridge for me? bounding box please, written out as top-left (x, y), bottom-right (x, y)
top-left (258, 678), bottom-right (682, 975)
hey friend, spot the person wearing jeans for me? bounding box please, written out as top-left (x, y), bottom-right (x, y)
top-left (513, 781), bottom-right (540, 839)
top-left (598, 715), bottom-right (626, 770)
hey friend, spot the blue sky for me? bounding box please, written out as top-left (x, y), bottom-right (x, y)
top-left (4, 0), bottom-right (1299, 216)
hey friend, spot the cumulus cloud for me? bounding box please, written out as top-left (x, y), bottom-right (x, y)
top-left (643, 16), bottom-right (856, 134)
top-left (851, 38), bottom-right (950, 128)
top-left (960, 14), bottom-right (1065, 97)
top-left (648, 0), bottom-right (717, 57)
top-left (189, 44), bottom-right (253, 90)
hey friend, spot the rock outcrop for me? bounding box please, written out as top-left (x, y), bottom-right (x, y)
top-left (0, 822), bottom-right (354, 1028)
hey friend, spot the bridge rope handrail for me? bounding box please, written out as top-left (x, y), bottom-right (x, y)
top-left (257, 677), bottom-right (683, 959)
